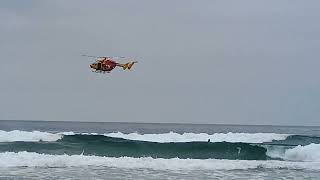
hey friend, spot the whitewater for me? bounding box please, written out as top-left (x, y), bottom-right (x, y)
top-left (1, 130), bottom-right (320, 161)
top-left (0, 130), bottom-right (290, 143)
top-left (1, 151), bottom-right (320, 170)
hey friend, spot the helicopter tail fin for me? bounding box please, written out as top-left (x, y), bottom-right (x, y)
top-left (121, 61), bottom-right (138, 70)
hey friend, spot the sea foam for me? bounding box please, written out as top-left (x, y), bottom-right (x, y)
top-left (0, 130), bottom-right (62, 142)
top-left (0, 130), bottom-right (289, 143)
top-left (284, 143), bottom-right (320, 162)
top-left (0, 151), bottom-right (320, 170)
top-left (104, 132), bottom-right (289, 143)
top-left (267, 143), bottom-right (320, 162)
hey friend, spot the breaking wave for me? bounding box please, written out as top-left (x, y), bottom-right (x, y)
top-left (282, 143), bottom-right (320, 162)
top-left (266, 143), bottom-right (320, 162)
top-left (1, 151), bottom-right (320, 170)
top-left (0, 130), bottom-right (289, 143)
top-left (1, 135), bottom-right (267, 160)
top-left (0, 130), bottom-right (62, 142)
top-left (104, 132), bottom-right (290, 143)
top-left (1, 130), bottom-right (320, 162)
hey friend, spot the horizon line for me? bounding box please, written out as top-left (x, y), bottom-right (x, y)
top-left (1, 119), bottom-right (319, 128)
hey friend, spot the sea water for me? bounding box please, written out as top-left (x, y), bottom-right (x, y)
top-left (0, 120), bottom-right (320, 179)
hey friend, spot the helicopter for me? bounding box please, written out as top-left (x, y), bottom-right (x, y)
top-left (82, 54), bottom-right (138, 73)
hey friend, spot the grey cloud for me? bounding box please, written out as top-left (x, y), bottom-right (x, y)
top-left (1, 0), bottom-right (320, 125)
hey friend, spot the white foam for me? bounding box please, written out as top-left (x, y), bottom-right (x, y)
top-left (266, 143), bottom-right (320, 162)
top-left (0, 130), bottom-right (63, 142)
top-left (104, 132), bottom-right (289, 143)
top-left (0, 130), bottom-right (289, 143)
top-left (0, 151), bottom-right (320, 170)
top-left (283, 143), bottom-right (320, 162)
top-left (265, 145), bottom-right (287, 159)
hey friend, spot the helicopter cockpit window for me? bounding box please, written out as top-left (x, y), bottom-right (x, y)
top-left (97, 63), bottom-right (102, 70)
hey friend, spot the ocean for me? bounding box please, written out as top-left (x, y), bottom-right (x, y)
top-left (0, 120), bottom-right (320, 179)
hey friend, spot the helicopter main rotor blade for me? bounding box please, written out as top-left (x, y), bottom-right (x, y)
top-left (110, 56), bottom-right (126, 59)
top-left (82, 54), bottom-right (127, 59)
top-left (81, 54), bottom-right (98, 58)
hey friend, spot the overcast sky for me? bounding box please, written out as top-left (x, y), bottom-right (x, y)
top-left (1, 0), bottom-right (320, 126)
